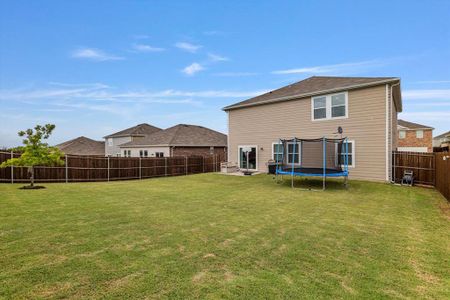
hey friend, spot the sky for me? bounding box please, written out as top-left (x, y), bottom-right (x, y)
top-left (0, 0), bottom-right (449, 147)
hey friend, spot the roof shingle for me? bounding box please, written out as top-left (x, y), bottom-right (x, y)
top-left (397, 119), bottom-right (434, 130)
top-left (104, 123), bottom-right (162, 138)
top-left (223, 76), bottom-right (400, 110)
top-left (56, 136), bottom-right (105, 156)
top-left (119, 124), bottom-right (227, 147)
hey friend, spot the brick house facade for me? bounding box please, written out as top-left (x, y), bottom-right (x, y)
top-left (172, 146), bottom-right (227, 159)
top-left (397, 119), bottom-right (434, 152)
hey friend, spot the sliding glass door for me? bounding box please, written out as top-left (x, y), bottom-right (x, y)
top-left (239, 146), bottom-right (257, 170)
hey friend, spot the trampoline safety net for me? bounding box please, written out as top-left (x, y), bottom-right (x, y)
top-left (275, 137), bottom-right (349, 177)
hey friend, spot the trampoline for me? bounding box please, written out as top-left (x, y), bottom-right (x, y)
top-left (275, 137), bottom-right (349, 190)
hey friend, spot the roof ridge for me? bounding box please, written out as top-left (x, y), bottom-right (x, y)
top-left (168, 124), bottom-right (183, 144)
top-left (223, 76), bottom-right (401, 111)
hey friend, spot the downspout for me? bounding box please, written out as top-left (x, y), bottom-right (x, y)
top-left (385, 84), bottom-right (389, 182)
top-left (389, 82), bottom-right (400, 183)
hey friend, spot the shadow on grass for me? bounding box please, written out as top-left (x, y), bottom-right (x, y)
top-left (271, 175), bottom-right (348, 191)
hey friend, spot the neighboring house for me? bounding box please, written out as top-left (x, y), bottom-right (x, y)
top-left (223, 76), bottom-right (402, 182)
top-left (433, 130), bottom-right (450, 151)
top-left (104, 123), bottom-right (162, 156)
top-left (119, 124), bottom-right (227, 158)
top-left (56, 136), bottom-right (105, 156)
top-left (397, 119), bottom-right (434, 152)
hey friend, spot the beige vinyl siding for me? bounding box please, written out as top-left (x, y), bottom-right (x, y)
top-left (228, 84), bottom-right (389, 181)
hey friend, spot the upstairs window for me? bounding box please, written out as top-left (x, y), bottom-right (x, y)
top-left (399, 130), bottom-right (406, 139)
top-left (312, 92), bottom-right (348, 121)
top-left (331, 93), bottom-right (346, 118)
top-left (313, 96), bottom-right (327, 120)
top-left (156, 152), bottom-right (164, 158)
top-left (416, 130), bottom-right (424, 139)
top-left (108, 138), bottom-right (113, 146)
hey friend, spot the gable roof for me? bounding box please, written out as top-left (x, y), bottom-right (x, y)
top-left (397, 119), bottom-right (434, 130)
top-left (56, 136), bottom-right (105, 156)
top-left (119, 124), bottom-right (227, 147)
top-left (104, 123), bottom-right (162, 138)
top-left (434, 130), bottom-right (450, 139)
top-left (223, 76), bottom-right (401, 111)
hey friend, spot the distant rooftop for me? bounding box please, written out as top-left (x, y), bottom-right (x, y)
top-left (397, 119), bottom-right (434, 130)
top-left (119, 124), bottom-right (227, 147)
top-left (56, 136), bottom-right (105, 156)
top-left (104, 123), bottom-right (162, 138)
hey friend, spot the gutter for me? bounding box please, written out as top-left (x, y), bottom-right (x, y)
top-left (223, 78), bottom-right (400, 111)
top-left (118, 144), bottom-right (227, 148)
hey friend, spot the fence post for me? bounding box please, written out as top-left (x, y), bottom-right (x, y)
top-left (107, 156), bottom-right (110, 182)
top-left (139, 157), bottom-right (142, 179)
top-left (185, 156), bottom-right (188, 175)
top-left (10, 150), bottom-right (14, 184)
top-left (164, 157), bottom-right (167, 176)
top-left (202, 156), bottom-right (205, 173)
top-left (65, 155), bottom-right (68, 183)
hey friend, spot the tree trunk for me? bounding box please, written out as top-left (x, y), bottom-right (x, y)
top-left (28, 166), bottom-right (34, 187)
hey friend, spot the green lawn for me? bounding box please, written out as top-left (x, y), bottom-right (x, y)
top-left (1, 174), bottom-right (449, 299)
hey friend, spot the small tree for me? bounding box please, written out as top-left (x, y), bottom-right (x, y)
top-left (0, 124), bottom-right (64, 188)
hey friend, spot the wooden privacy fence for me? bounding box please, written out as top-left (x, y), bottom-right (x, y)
top-left (392, 151), bottom-right (435, 186)
top-left (392, 151), bottom-right (450, 201)
top-left (435, 152), bottom-right (450, 201)
top-left (0, 151), bottom-right (225, 183)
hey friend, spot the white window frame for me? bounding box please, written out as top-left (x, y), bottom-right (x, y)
top-left (238, 145), bottom-right (258, 171)
top-left (108, 138), bottom-right (113, 146)
top-left (287, 142), bottom-right (301, 164)
top-left (272, 142), bottom-right (283, 162)
top-left (399, 130), bottom-right (406, 139)
top-left (338, 140), bottom-right (355, 168)
top-left (311, 91), bottom-right (348, 121)
top-left (416, 130), bottom-right (424, 139)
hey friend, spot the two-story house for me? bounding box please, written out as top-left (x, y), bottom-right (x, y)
top-left (397, 119), bottom-right (434, 152)
top-left (118, 124), bottom-right (227, 159)
top-left (433, 130), bottom-right (450, 151)
top-left (104, 123), bottom-right (162, 156)
top-left (223, 76), bottom-right (402, 182)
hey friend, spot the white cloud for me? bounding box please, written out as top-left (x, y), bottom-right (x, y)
top-left (71, 48), bottom-right (124, 61)
top-left (207, 53), bottom-right (229, 62)
top-left (399, 111), bottom-right (450, 121)
top-left (272, 60), bottom-right (385, 75)
top-left (175, 42), bottom-right (202, 53)
top-left (132, 44), bottom-right (165, 52)
top-left (181, 63), bottom-right (205, 76)
top-left (403, 89), bottom-right (450, 100)
top-left (0, 84), bottom-right (267, 103)
top-left (412, 80), bottom-right (450, 84)
top-left (48, 82), bottom-right (111, 89)
top-left (213, 72), bottom-right (259, 77)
